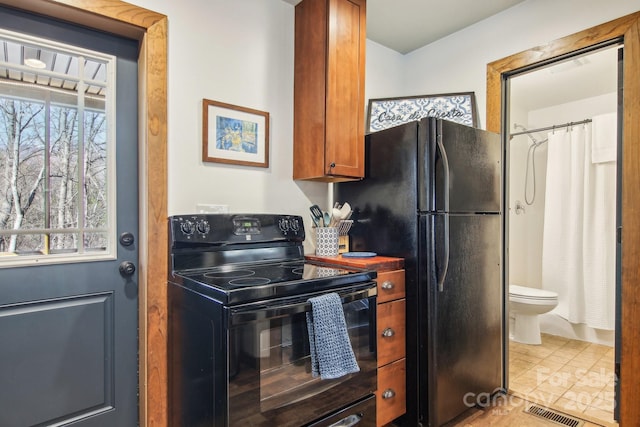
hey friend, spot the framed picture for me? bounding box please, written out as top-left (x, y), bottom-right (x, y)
top-left (366, 92), bottom-right (477, 133)
top-left (202, 99), bottom-right (269, 168)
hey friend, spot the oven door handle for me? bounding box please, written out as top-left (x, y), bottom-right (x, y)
top-left (229, 284), bottom-right (376, 325)
top-left (330, 413), bottom-right (364, 427)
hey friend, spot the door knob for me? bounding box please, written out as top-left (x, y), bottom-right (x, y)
top-left (119, 261), bottom-right (136, 277)
top-left (119, 232), bottom-right (135, 246)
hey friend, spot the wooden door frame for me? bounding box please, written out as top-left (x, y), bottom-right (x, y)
top-left (0, 1), bottom-right (168, 426)
top-left (487, 11), bottom-right (640, 426)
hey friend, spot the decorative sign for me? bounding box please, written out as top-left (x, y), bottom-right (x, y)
top-left (366, 92), bottom-right (478, 133)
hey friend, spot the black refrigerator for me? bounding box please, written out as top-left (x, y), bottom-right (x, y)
top-left (335, 117), bottom-right (503, 426)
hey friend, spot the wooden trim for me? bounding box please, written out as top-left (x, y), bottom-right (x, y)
top-left (487, 11), bottom-right (640, 426)
top-left (0, 1), bottom-right (169, 426)
top-left (138, 17), bottom-right (168, 427)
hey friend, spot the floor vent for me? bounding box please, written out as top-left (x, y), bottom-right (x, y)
top-left (524, 404), bottom-right (584, 427)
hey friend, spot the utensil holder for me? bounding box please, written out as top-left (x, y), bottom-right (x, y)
top-left (314, 227), bottom-right (339, 256)
top-left (338, 235), bottom-right (350, 254)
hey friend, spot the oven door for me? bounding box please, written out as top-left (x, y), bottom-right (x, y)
top-left (227, 282), bottom-right (377, 427)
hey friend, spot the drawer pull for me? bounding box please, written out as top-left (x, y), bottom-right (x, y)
top-left (381, 280), bottom-right (394, 290)
top-left (382, 389), bottom-right (396, 399)
top-left (382, 327), bottom-right (395, 337)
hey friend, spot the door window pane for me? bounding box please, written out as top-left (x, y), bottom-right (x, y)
top-left (0, 30), bottom-right (115, 266)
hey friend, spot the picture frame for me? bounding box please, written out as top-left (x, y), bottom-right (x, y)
top-left (366, 92), bottom-right (477, 133)
top-left (202, 99), bottom-right (269, 168)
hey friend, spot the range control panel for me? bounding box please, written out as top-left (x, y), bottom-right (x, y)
top-left (169, 213), bottom-right (305, 245)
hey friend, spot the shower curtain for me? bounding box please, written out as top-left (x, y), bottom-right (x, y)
top-left (541, 112), bottom-right (616, 330)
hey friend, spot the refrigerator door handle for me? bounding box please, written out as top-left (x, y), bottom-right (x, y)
top-left (438, 215), bottom-right (450, 292)
top-left (436, 136), bottom-right (450, 292)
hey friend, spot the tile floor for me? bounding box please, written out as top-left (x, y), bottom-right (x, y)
top-left (445, 393), bottom-right (607, 427)
top-left (508, 333), bottom-right (617, 426)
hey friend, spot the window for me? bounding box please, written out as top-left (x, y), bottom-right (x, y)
top-left (0, 29), bottom-right (116, 266)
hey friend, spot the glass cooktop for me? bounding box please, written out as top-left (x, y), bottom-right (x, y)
top-left (172, 261), bottom-right (376, 305)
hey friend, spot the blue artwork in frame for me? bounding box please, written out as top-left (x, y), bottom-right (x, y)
top-left (203, 99), bottom-right (269, 168)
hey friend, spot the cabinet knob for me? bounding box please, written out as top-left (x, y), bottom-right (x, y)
top-left (329, 162), bottom-right (336, 168)
top-left (381, 280), bottom-right (394, 290)
top-left (382, 327), bottom-right (395, 338)
top-left (382, 389), bottom-right (396, 399)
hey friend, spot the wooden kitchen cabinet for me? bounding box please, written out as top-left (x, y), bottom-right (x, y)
top-left (305, 254), bottom-right (406, 426)
top-left (293, 0), bottom-right (366, 182)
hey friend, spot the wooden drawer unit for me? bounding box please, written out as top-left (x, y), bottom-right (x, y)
top-left (377, 269), bottom-right (405, 304)
top-left (376, 298), bottom-right (406, 366)
top-left (376, 359), bottom-right (406, 427)
top-left (304, 254), bottom-right (406, 426)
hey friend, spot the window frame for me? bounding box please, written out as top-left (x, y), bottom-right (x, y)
top-left (0, 29), bottom-right (117, 268)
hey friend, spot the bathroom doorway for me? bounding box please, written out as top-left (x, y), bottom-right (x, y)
top-left (487, 12), bottom-right (640, 426)
top-left (505, 45), bottom-right (620, 426)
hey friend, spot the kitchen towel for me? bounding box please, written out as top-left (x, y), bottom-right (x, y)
top-left (306, 293), bottom-right (359, 379)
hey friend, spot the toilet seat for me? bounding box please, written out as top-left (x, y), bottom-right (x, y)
top-left (509, 284), bottom-right (557, 300)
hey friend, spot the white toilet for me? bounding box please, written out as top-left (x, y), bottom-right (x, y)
top-left (509, 284), bottom-right (558, 345)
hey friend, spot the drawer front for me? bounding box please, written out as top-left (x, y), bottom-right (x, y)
top-left (376, 269), bottom-right (405, 303)
top-left (376, 299), bottom-right (406, 366)
top-left (376, 358), bottom-right (406, 426)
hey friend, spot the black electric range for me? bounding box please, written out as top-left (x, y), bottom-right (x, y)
top-left (167, 213), bottom-right (379, 427)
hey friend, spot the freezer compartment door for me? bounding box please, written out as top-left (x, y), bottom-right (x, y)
top-left (424, 212), bottom-right (503, 426)
top-left (423, 119), bottom-right (501, 213)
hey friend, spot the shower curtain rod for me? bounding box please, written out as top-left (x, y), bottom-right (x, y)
top-left (510, 118), bottom-right (593, 137)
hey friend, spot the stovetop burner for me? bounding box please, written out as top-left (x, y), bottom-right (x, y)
top-left (203, 269), bottom-right (256, 280)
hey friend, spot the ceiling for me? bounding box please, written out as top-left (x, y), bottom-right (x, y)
top-left (510, 46), bottom-right (619, 114)
top-left (283, 0), bottom-right (526, 54)
top-left (366, 0), bottom-right (526, 54)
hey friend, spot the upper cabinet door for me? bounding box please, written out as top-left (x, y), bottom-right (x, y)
top-left (293, 0), bottom-right (366, 182)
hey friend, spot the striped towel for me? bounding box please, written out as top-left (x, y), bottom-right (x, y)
top-left (306, 293), bottom-right (360, 379)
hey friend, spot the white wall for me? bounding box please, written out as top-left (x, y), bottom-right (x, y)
top-left (364, 40), bottom-right (405, 110)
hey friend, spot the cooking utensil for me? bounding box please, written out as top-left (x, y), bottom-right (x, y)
top-left (329, 207), bottom-right (342, 227)
top-left (338, 219), bottom-right (353, 235)
top-left (310, 205), bottom-right (324, 226)
top-left (310, 214), bottom-right (320, 227)
top-left (323, 211), bottom-right (331, 227)
top-left (339, 202), bottom-right (351, 220)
